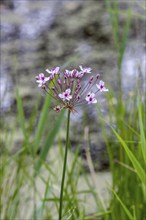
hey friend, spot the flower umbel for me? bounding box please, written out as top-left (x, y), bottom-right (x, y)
top-left (36, 66), bottom-right (108, 112)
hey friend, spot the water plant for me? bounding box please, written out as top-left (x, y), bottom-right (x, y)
top-left (1, 1), bottom-right (145, 219)
top-left (35, 66), bottom-right (108, 219)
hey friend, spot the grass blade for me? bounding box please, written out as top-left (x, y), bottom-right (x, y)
top-left (138, 101), bottom-right (146, 164)
top-left (111, 127), bottom-right (146, 186)
top-left (34, 94), bottom-right (51, 153)
top-left (35, 110), bottom-right (65, 173)
top-left (112, 190), bottom-right (135, 220)
top-left (16, 88), bottom-right (28, 140)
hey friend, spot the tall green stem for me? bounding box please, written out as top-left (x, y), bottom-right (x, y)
top-left (59, 110), bottom-right (70, 220)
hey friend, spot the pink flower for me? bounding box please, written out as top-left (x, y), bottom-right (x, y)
top-left (46, 67), bottom-right (60, 80)
top-left (96, 80), bottom-right (109, 92)
top-left (46, 67), bottom-right (60, 74)
top-left (36, 73), bottom-right (49, 87)
top-left (58, 89), bottom-right (72, 101)
top-left (85, 92), bottom-right (97, 104)
top-left (79, 65), bottom-right (92, 74)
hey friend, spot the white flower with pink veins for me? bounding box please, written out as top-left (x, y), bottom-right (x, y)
top-left (35, 73), bottom-right (49, 87)
top-left (85, 92), bottom-right (97, 104)
top-left (96, 80), bottom-right (109, 92)
top-left (58, 89), bottom-right (72, 101)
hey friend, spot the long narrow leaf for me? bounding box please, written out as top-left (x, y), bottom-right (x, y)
top-left (35, 110), bottom-right (65, 173)
top-left (138, 101), bottom-right (146, 164)
top-left (112, 127), bottom-right (146, 186)
top-left (16, 88), bottom-right (27, 140)
top-left (34, 94), bottom-right (51, 153)
top-left (112, 190), bottom-right (134, 220)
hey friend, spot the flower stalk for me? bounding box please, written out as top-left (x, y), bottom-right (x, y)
top-left (35, 65), bottom-right (109, 219)
top-left (59, 109), bottom-right (71, 220)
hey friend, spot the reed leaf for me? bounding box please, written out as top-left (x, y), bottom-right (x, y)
top-left (111, 127), bottom-right (146, 186)
top-left (112, 190), bottom-right (135, 220)
top-left (34, 94), bottom-right (51, 153)
top-left (35, 110), bottom-right (65, 173)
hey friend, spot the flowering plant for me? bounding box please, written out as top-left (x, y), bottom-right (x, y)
top-left (35, 65), bottom-right (108, 220)
top-left (36, 66), bottom-right (108, 113)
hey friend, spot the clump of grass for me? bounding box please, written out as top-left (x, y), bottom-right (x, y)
top-left (98, 1), bottom-right (146, 219)
top-left (99, 92), bottom-right (146, 220)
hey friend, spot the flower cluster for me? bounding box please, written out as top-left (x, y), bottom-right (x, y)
top-left (35, 66), bottom-right (108, 112)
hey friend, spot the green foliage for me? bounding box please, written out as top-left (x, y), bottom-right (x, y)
top-left (34, 93), bottom-right (52, 153)
top-left (34, 109), bottom-right (65, 174)
top-left (16, 88), bottom-right (28, 141)
top-left (112, 190), bottom-right (135, 220)
top-left (104, 95), bottom-right (146, 220)
top-left (111, 126), bottom-right (146, 186)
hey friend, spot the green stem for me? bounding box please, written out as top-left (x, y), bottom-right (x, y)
top-left (59, 110), bottom-right (71, 220)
